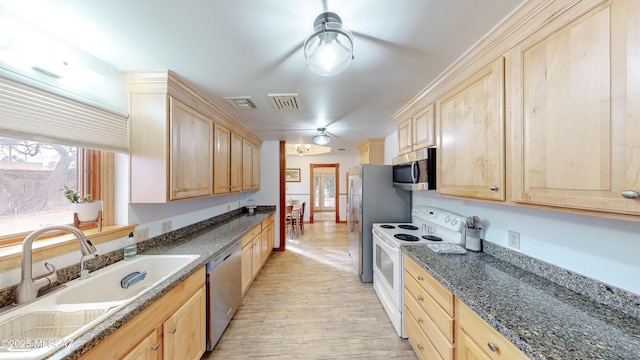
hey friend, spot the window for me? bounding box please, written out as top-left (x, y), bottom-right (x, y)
top-left (0, 136), bottom-right (103, 245)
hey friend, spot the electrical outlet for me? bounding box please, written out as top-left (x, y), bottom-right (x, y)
top-left (161, 220), bottom-right (172, 233)
top-left (508, 230), bottom-right (520, 249)
top-left (227, 204), bottom-right (231, 211)
top-left (135, 227), bottom-right (149, 242)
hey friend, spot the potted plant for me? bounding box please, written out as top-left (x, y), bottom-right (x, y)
top-left (61, 186), bottom-right (103, 223)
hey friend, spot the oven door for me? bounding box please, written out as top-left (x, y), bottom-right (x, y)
top-left (372, 229), bottom-right (403, 337)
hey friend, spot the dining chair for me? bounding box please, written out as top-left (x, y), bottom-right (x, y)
top-left (297, 202), bottom-right (306, 235)
top-left (285, 205), bottom-right (295, 237)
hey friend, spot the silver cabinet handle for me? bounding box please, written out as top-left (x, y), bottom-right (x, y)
top-left (487, 342), bottom-right (499, 352)
top-left (174, 188), bottom-right (180, 193)
top-left (622, 190), bottom-right (639, 199)
top-left (417, 275), bottom-right (424, 281)
top-left (151, 343), bottom-right (160, 350)
top-left (417, 295), bottom-right (423, 301)
top-left (489, 185), bottom-right (499, 191)
top-left (417, 344), bottom-right (424, 350)
top-left (417, 316), bottom-right (423, 323)
top-left (169, 327), bottom-right (177, 334)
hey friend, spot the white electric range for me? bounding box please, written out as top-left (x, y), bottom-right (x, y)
top-left (372, 206), bottom-right (467, 338)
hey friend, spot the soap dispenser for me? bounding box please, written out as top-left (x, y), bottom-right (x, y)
top-left (124, 232), bottom-right (137, 260)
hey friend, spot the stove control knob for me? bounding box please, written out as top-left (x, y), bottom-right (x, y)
top-left (451, 219), bottom-right (458, 226)
top-left (445, 215), bottom-right (451, 223)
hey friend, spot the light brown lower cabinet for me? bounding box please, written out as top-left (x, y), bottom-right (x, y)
top-left (456, 299), bottom-right (529, 360)
top-left (81, 267), bottom-right (206, 360)
top-left (403, 255), bottom-right (454, 360)
top-left (241, 224), bottom-right (262, 295)
top-left (241, 215), bottom-right (275, 296)
top-left (403, 255), bottom-right (530, 360)
top-left (122, 329), bottom-right (159, 360)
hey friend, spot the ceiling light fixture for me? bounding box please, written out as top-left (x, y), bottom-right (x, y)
top-left (313, 127), bottom-right (330, 145)
top-left (303, 12), bottom-right (354, 76)
top-left (295, 144), bottom-right (312, 155)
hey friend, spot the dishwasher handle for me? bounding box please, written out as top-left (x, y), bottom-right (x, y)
top-left (206, 240), bottom-right (241, 274)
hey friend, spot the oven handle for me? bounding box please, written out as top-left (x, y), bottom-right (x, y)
top-left (373, 229), bottom-right (400, 253)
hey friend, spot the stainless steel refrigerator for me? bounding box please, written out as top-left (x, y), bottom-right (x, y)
top-left (347, 165), bottom-right (411, 282)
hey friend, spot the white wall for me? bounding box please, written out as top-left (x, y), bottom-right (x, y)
top-left (384, 133), bottom-right (640, 295)
top-left (285, 154), bottom-right (359, 222)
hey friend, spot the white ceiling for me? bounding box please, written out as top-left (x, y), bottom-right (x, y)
top-left (1, 0), bottom-right (523, 156)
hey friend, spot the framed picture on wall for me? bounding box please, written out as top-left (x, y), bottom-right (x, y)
top-left (286, 168), bottom-right (301, 182)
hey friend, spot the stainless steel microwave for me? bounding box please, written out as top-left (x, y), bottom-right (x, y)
top-left (391, 148), bottom-right (436, 191)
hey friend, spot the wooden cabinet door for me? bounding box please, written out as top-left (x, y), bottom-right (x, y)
top-left (252, 235), bottom-right (262, 277)
top-left (122, 329), bottom-right (160, 360)
top-left (170, 98), bottom-right (213, 200)
top-left (510, 0), bottom-right (640, 216)
top-left (230, 131), bottom-right (243, 192)
top-left (397, 117), bottom-right (413, 155)
top-left (163, 287), bottom-right (206, 360)
top-left (436, 58), bottom-right (505, 201)
top-left (412, 103), bottom-right (435, 150)
top-left (241, 242), bottom-right (253, 295)
top-left (261, 222), bottom-right (273, 265)
top-left (457, 329), bottom-right (493, 360)
top-left (213, 123), bottom-right (231, 195)
top-left (359, 148), bottom-right (370, 164)
top-left (242, 139), bottom-right (253, 191)
top-left (252, 144), bottom-right (260, 190)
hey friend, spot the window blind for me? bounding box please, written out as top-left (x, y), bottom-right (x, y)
top-left (0, 74), bottom-right (129, 153)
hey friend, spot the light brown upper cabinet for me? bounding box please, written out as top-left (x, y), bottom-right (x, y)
top-left (124, 70), bottom-right (263, 203)
top-left (127, 92), bottom-right (212, 202)
top-left (436, 58), bottom-right (505, 201)
top-left (213, 123), bottom-right (231, 195)
top-left (213, 124), bottom-right (243, 195)
top-left (395, 103), bottom-right (435, 156)
top-left (242, 139), bottom-right (261, 191)
top-left (358, 138), bottom-right (385, 164)
top-left (169, 99), bottom-right (214, 200)
top-left (510, 0), bottom-right (640, 216)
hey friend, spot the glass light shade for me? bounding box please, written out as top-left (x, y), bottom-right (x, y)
top-left (304, 13), bottom-right (354, 76)
top-left (313, 128), bottom-right (330, 145)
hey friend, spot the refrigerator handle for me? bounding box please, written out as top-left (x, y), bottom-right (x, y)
top-left (348, 179), bottom-right (355, 232)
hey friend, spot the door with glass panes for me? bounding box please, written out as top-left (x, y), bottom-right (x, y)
top-left (314, 174), bottom-right (336, 211)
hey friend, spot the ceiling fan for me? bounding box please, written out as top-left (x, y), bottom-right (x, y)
top-left (256, 2), bottom-right (427, 77)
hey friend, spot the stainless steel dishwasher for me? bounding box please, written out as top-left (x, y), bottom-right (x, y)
top-left (206, 239), bottom-right (241, 351)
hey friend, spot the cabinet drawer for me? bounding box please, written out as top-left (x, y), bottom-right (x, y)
top-left (404, 273), bottom-right (455, 342)
top-left (404, 288), bottom-right (454, 360)
top-left (404, 255), bottom-right (454, 315)
top-left (404, 306), bottom-right (444, 360)
top-left (263, 213), bottom-right (274, 226)
top-left (242, 224), bottom-right (261, 246)
top-left (457, 299), bottom-right (529, 360)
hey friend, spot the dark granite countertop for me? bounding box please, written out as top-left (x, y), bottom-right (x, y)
top-left (50, 209), bottom-right (273, 359)
top-left (402, 245), bottom-right (640, 360)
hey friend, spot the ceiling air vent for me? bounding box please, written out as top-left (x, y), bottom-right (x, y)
top-left (268, 93), bottom-right (301, 111)
top-left (222, 96), bottom-right (260, 110)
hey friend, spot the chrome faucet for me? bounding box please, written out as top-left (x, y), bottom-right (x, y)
top-left (15, 225), bottom-right (98, 304)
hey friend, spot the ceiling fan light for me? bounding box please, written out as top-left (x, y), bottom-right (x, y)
top-left (313, 128), bottom-right (330, 145)
top-left (304, 12), bottom-right (354, 76)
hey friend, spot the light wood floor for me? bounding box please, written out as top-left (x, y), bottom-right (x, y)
top-left (204, 221), bottom-right (417, 359)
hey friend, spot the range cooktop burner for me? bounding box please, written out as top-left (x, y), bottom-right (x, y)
top-left (422, 235), bottom-right (443, 241)
top-left (380, 225), bottom-right (396, 229)
top-left (394, 233), bottom-right (420, 242)
top-left (398, 224), bottom-right (419, 231)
